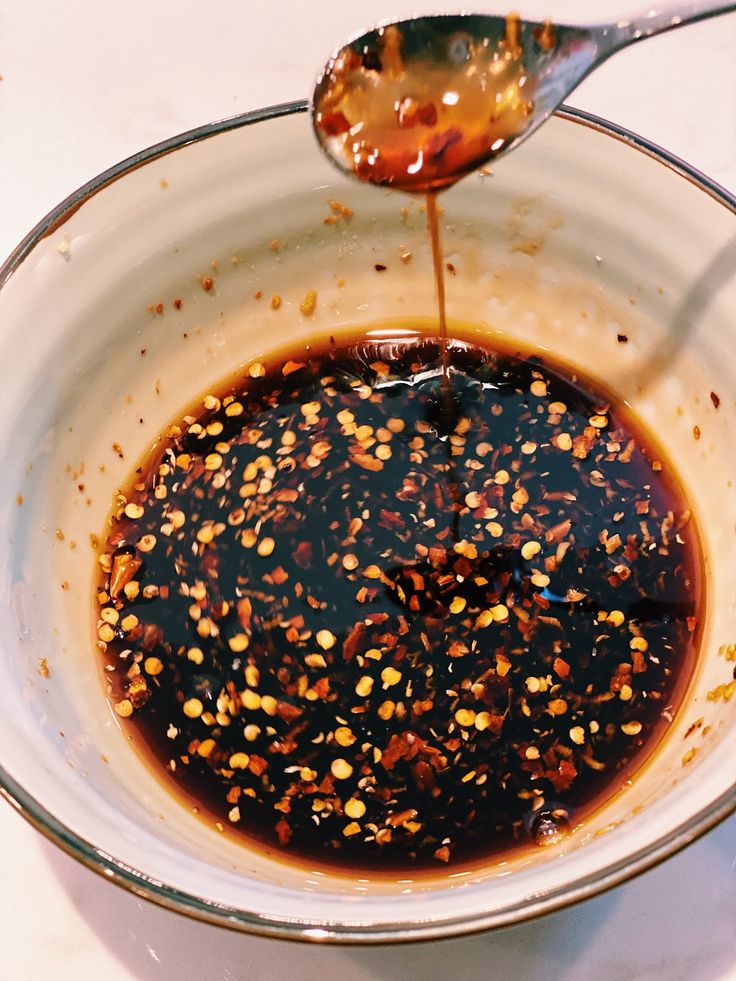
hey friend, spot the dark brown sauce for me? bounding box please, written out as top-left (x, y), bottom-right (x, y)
top-left (97, 327), bottom-right (704, 871)
top-left (426, 192), bottom-right (449, 387)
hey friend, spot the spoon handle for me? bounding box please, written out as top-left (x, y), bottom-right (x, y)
top-left (617, 1), bottom-right (736, 43)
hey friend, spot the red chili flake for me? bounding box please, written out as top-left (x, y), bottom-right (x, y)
top-left (342, 622), bottom-right (367, 661)
top-left (387, 807), bottom-right (419, 828)
top-left (237, 597), bottom-right (253, 631)
top-left (632, 650), bottom-right (647, 674)
top-left (141, 624), bottom-right (163, 651)
top-left (452, 557), bottom-right (473, 578)
top-left (533, 20), bottom-right (556, 50)
top-left (617, 334), bottom-right (628, 343)
top-left (364, 612), bottom-right (389, 625)
top-left (425, 128), bottom-right (463, 163)
top-left (374, 263), bottom-right (387, 272)
top-left (109, 553), bottom-right (142, 598)
top-left (316, 111), bottom-right (351, 136)
top-left (275, 818), bottom-right (292, 845)
top-left (623, 541), bottom-right (639, 562)
top-left (448, 639), bottom-right (469, 658)
top-left (318, 774), bottom-right (335, 794)
top-left (270, 735), bottom-right (298, 755)
top-left (418, 103), bottom-right (439, 127)
top-left (173, 298), bottom-right (183, 310)
top-left (313, 677), bottom-right (331, 698)
top-left (405, 570), bottom-right (426, 592)
top-left (684, 718), bottom-right (704, 738)
top-left (553, 657), bottom-right (570, 679)
top-left (211, 600), bottom-right (229, 620)
top-left (377, 632), bottom-right (399, 651)
top-left (610, 664), bottom-right (633, 692)
top-left (483, 713), bottom-right (505, 736)
top-left (545, 519), bottom-right (571, 544)
top-left (293, 541), bottom-right (313, 569)
top-left (545, 759), bottom-right (577, 793)
top-left (248, 755), bottom-right (268, 776)
top-left (282, 360), bottom-right (306, 377)
top-left (572, 431), bottom-right (596, 459)
top-left (381, 732), bottom-right (426, 770)
top-left (397, 97), bottom-right (438, 128)
top-left (693, 425), bottom-right (701, 440)
top-left (710, 391), bottom-right (720, 409)
top-left (687, 616), bottom-right (697, 632)
top-left (355, 152), bottom-right (385, 182)
top-left (276, 700), bottom-right (303, 723)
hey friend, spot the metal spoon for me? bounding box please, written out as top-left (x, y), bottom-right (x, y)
top-left (312, 3), bottom-right (736, 193)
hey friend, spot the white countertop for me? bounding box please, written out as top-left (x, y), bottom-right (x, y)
top-left (1, 2), bottom-right (735, 977)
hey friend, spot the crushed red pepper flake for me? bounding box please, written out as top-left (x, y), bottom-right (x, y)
top-left (97, 333), bottom-right (702, 870)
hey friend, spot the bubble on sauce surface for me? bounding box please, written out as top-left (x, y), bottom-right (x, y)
top-left (524, 801), bottom-right (573, 847)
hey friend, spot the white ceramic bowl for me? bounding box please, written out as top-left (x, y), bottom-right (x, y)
top-left (0, 102), bottom-right (734, 943)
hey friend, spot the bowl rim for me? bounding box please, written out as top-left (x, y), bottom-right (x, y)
top-left (0, 99), bottom-right (734, 945)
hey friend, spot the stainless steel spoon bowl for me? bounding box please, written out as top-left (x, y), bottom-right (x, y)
top-left (312, 2), bottom-right (736, 193)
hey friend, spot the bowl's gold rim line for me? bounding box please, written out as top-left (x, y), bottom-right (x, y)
top-left (0, 99), bottom-right (734, 944)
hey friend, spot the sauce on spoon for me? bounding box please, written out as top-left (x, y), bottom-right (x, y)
top-left (313, 14), bottom-right (547, 394)
top-left (312, 14), bottom-right (542, 193)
